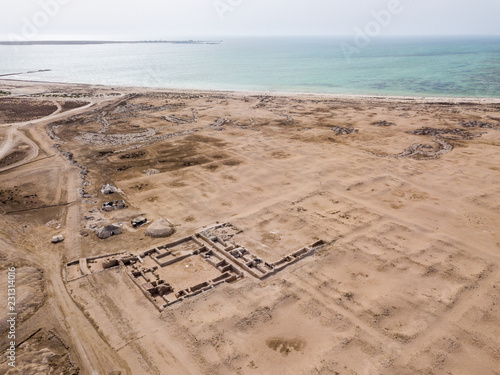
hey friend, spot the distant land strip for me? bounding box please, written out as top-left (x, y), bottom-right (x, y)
top-left (0, 40), bottom-right (223, 45)
top-left (0, 69), bottom-right (51, 77)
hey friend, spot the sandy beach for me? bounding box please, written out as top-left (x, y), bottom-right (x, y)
top-left (0, 78), bottom-right (499, 375)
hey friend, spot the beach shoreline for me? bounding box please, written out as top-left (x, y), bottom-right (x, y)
top-left (1, 77), bottom-right (500, 104)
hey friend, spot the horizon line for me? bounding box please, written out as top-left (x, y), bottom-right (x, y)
top-left (1, 33), bottom-right (500, 43)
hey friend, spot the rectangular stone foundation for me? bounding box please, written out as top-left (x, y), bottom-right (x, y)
top-left (64, 222), bottom-right (324, 310)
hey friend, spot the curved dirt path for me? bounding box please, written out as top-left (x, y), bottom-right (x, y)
top-left (0, 93), bottom-right (131, 374)
top-left (0, 126), bottom-right (15, 160)
top-left (0, 99), bottom-right (95, 172)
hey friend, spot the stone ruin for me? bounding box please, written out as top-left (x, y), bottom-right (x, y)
top-left (123, 238), bottom-right (242, 309)
top-left (64, 222), bottom-right (325, 311)
top-left (101, 200), bottom-right (126, 212)
top-left (131, 216), bottom-right (148, 228)
top-left (101, 184), bottom-right (119, 194)
top-left (460, 120), bottom-right (500, 129)
top-left (390, 139), bottom-right (453, 160)
top-left (96, 224), bottom-right (122, 239)
top-left (65, 251), bottom-right (128, 282)
top-left (331, 127), bottom-right (359, 135)
top-left (162, 108), bottom-right (198, 124)
top-left (408, 127), bottom-right (484, 140)
top-left (198, 223), bottom-right (324, 280)
top-left (373, 120), bottom-right (396, 127)
top-left (370, 121), bottom-right (492, 160)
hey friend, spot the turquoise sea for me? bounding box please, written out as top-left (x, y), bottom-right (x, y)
top-left (0, 37), bottom-right (499, 98)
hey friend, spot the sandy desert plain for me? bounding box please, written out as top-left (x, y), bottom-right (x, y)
top-left (0, 79), bottom-right (499, 375)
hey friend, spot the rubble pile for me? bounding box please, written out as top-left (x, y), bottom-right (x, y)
top-left (331, 127), bottom-right (359, 135)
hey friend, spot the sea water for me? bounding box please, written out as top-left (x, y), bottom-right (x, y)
top-left (0, 36), bottom-right (499, 98)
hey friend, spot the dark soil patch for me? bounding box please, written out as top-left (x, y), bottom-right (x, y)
top-left (129, 183), bottom-right (149, 191)
top-left (204, 163), bottom-right (220, 171)
top-left (116, 165), bottom-right (132, 171)
top-left (96, 150), bottom-right (114, 158)
top-left (266, 337), bottom-right (306, 355)
top-left (0, 150), bottom-right (27, 167)
top-left (120, 151), bottom-right (146, 159)
top-left (60, 100), bottom-right (89, 112)
top-left (0, 99), bottom-right (57, 123)
top-left (151, 136), bottom-right (227, 171)
top-left (184, 134), bottom-right (227, 148)
top-left (103, 135), bottom-right (225, 175)
top-left (0, 187), bottom-right (40, 208)
top-left (222, 159), bottom-right (242, 166)
top-left (210, 152), bottom-right (229, 159)
top-left (271, 151), bottom-right (290, 159)
top-left (81, 134), bottom-right (189, 176)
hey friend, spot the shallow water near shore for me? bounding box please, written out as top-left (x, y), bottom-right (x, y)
top-left (1, 36), bottom-right (499, 98)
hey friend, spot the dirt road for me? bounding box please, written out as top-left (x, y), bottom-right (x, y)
top-left (0, 91), bottom-right (131, 374)
top-left (0, 98), bottom-right (96, 172)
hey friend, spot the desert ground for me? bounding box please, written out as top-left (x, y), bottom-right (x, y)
top-left (0, 79), bottom-right (499, 375)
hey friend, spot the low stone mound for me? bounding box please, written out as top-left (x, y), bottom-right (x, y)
top-left (97, 224), bottom-right (122, 239)
top-left (101, 183), bottom-right (118, 194)
top-left (331, 126), bottom-right (359, 135)
top-left (460, 120), bottom-right (500, 129)
top-left (409, 127), bottom-right (482, 140)
top-left (146, 218), bottom-right (174, 238)
top-left (144, 168), bottom-right (160, 176)
top-left (373, 120), bottom-right (396, 127)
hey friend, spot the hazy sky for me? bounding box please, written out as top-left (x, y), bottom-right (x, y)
top-left (1, 0), bottom-right (499, 40)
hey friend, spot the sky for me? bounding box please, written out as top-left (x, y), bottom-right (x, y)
top-left (1, 0), bottom-right (500, 41)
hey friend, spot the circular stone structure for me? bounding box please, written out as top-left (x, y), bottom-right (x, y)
top-left (145, 218), bottom-right (175, 238)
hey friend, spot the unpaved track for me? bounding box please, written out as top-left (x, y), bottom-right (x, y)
top-left (47, 250), bottom-right (131, 375)
top-left (44, 94), bottom-right (131, 374)
top-left (50, 155), bottom-right (131, 374)
top-left (0, 98), bottom-right (97, 172)
top-left (0, 93), bottom-right (131, 374)
top-left (0, 127), bottom-right (15, 160)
